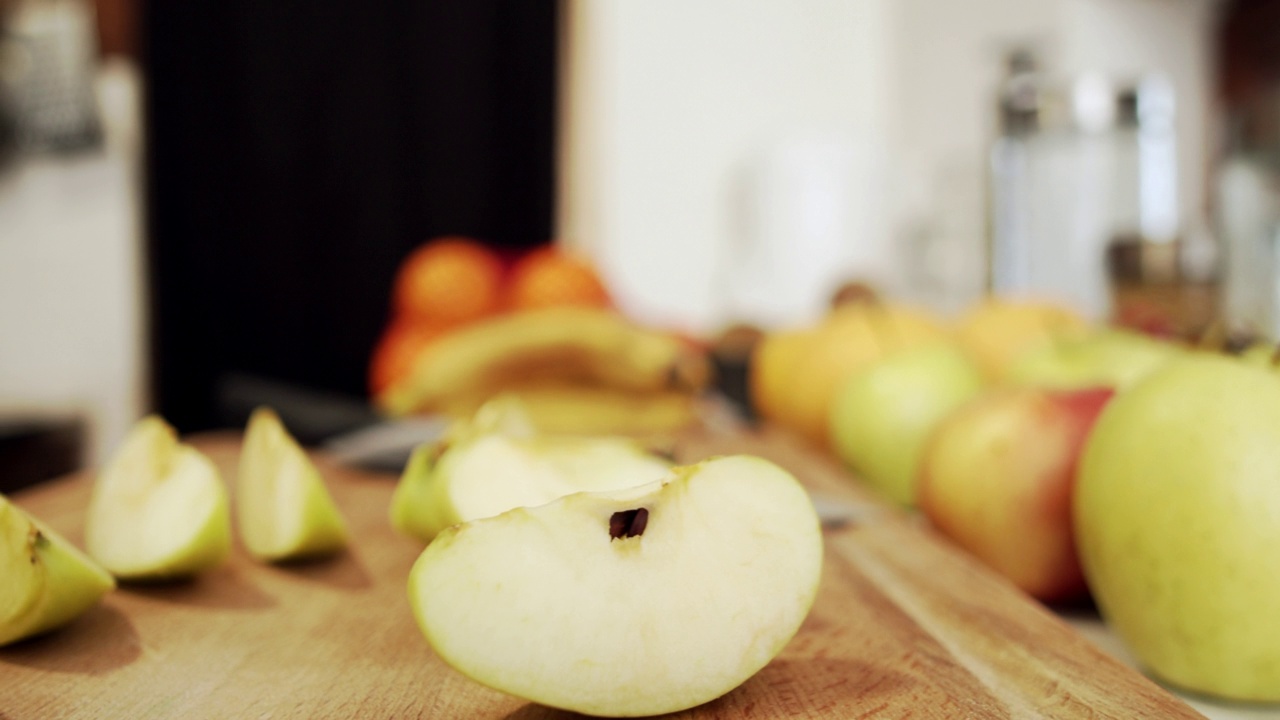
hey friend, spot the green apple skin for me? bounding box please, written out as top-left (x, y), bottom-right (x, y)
top-left (1076, 355), bottom-right (1280, 702)
top-left (389, 443), bottom-right (452, 542)
top-left (408, 455), bottom-right (823, 717)
top-left (1, 495), bottom-right (116, 646)
top-left (1005, 329), bottom-right (1180, 391)
top-left (829, 343), bottom-right (985, 506)
top-left (238, 407), bottom-right (348, 562)
top-left (918, 386), bottom-right (1113, 601)
top-left (86, 416), bottom-right (232, 580)
top-left (390, 434), bottom-right (670, 543)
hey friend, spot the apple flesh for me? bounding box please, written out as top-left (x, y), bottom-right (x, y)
top-left (917, 386), bottom-right (1113, 601)
top-left (1, 495), bottom-right (116, 646)
top-left (829, 343), bottom-right (985, 506)
top-left (237, 407), bottom-right (349, 561)
top-left (391, 431), bottom-right (672, 543)
top-left (86, 416), bottom-right (232, 580)
top-left (1076, 355), bottom-right (1280, 702)
top-left (408, 455), bottom-right (823, 717)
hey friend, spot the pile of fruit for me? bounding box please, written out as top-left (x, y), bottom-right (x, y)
top-left (369, 237), bottom-right (710, 437)
top-left (751, 290), bottom-right (1280, 703)
top-left (369, 237), bottom-right (612, 397)
top-left (0, 409), bottom-right (348, 645)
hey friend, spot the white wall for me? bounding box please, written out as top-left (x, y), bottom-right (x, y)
top-left (559, 0), bottom-right (894, 331)
top-left (560, 0), bottom-right (1219, 330)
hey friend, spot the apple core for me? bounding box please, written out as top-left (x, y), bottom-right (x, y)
top-left (609, 508), bottom-right (649, 539)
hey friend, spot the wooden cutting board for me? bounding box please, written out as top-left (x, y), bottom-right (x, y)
top-left (0, 427), bottom-right (1203, 719)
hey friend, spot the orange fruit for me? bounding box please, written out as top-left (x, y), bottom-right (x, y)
top-left (505, 247), bottom-right (611, 311)
top-left (368, 319), bottom-right (452, 396)
top-left (393, 237), bottom-right (505, 324)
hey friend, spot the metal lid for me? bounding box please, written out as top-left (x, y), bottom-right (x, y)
top-left (997, 60), bottom-right (1174, 137)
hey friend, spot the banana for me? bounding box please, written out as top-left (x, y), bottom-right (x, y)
top-left (377, 307), bottom-right (710, 417)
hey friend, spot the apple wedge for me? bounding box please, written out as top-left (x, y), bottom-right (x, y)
top-left (391, 432), bottom-right (671, 543)
top-left (408, 455), bottom-right (823, 717)
top-left (86, 416), bottom-right (231, 580)
top-left (237, 407), bottom-right (349, 562)
top-left (1, 495), bottom-right (116, 646)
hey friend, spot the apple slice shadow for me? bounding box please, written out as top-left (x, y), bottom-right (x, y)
top-left (499, 704), bottom-right (593, 720)
top-left (265, 548), bottom-right (373, 591)
top-left (491, 657), bottom-right (908, 720)
top-left (120, 564), bottom-right (276, 610)
top-left (0, 602), bottom-right (141, 675)
top-left (1044, 594), bottom-right (1100, 617)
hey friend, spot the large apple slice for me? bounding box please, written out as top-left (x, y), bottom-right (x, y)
top-left (237, 407), bottom-right (349, 561)
top-left (1, 495), bottom-right (116, 646)
top-left (86, 416), bottom-right (231, 580)
top-left (391, 432), bottom-right (671, 543)
top-left (408, 455), bottom-right (824, 717)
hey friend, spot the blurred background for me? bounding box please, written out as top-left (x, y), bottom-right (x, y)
top-left (0, 0), bottom-right (1276, 483)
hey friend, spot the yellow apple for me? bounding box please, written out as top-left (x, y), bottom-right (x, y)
top-left (1076, 355), bottom-right (1280, 702)
top-left (749, 328), bottom-right (821, 431)
top-left (955, 297), bottom-right (1088, 381)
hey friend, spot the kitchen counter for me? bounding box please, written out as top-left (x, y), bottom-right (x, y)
top-left (0, 427), bottom-right (1226, 718)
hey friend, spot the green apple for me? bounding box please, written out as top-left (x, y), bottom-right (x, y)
top-left (408, 455), bottom-right (823, 716)
top-left (1, 495), bottom-right (115, 646)
top-left (1005, 329), bottom-right (1180, 391)
top-left (917, 386), bottom-right (1113, 601)
top-left (829, 343), bottom-right (985, 506)
top-left (237, 407), bottom-right (349, 562)
top-left (1076, 355), bottom-right (1280, 702)
top-left (390, 431), bottom-right (671, 543)
top-left (86, 416), bottom-right (232, 580)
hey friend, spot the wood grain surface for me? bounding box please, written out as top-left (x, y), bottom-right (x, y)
top-left (0, 427), bottom-right (1204, 719)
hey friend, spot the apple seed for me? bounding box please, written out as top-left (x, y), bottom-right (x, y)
top-left (609, 508), bottom-right (649, 540)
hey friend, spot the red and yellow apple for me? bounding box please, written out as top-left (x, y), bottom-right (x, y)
top-left (917, 386), bottom-right (1113, 601)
